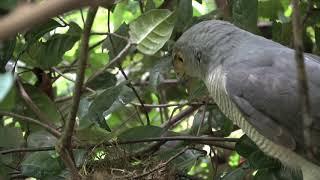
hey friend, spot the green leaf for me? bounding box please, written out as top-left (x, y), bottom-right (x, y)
top-left (272, 22), bottom-right (292, 46)
top-left (129, 9), bottom-right (176, 55)
top-left (0, 127), bottom-right (23, 148)
top-left (0, 0), bottom-right (18, 10)
top-left (148, 56), bottom-right (171, 90)
top-left (25, 19), bottom-right (63, 45)
top-left (103, 85), bottom-right (135, 116)
top-left (145, 0), bottom-right (156, 12)
top-left (0, 164), bottom-right (9, 180)
top-left (175, 0), bottom-right (193, 33)
top-left (28, 131), bottom-right (57, 147)
top-left (87, 83), bottom-right (126, 129)
top-left (21, 22), bottom-right (81, 69)
top-left (248, 150), bottom-right (278, 169)
top-left (0, 38), bottom-right (16, 72)
top-left (118, 125), bottom-right (164, 140)
top-left (21, 152), bottom-right (64, 179)
top-left (221, 165), bottom-right (248, 180)
top-left (86, 71), bottom-right (117, 90)
top-left (235, 135), bottom-right (259, 158)
top-left (232, 0), bottom-right (258, 33)
top-left (102, 23), bottom-right (130, 59)
top-left (315, 26), bottom-right (320, 52)
top-left (0, 73), bottom-right (14, 102)
top-left (0, 86), bottom-right (15, 111)
top-left (258, 0), bottom-right (283, 20)
top-left (19, 85), bottom-right (62, 124)
top-left (209, 105), bottom-right (233, 136)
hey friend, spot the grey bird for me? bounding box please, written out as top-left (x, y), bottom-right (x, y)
top-left (172, 20), bottom-right (320, 180)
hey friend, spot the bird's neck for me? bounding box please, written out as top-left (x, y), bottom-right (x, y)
top-left (201, 29), bottom-right (248, 78)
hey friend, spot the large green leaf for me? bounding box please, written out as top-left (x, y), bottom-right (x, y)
top-left (28, 131), bottom-right (57, 147)
top-left (102, 23), bottom-right (130, 59)
top-left (258, 0), bottom-right (283, 20)
top-left (175, 0), bottom-right (193, 33)
top-left (19, 85), bottom-right (62, 124)
top-left (25, 19), bottom-right (63, 45)
top-left (0, 73), bottom-right (14, 102)
top-left (0, 127), bottom-right (23, 148)
top-left (21, 22), bottom-right (81, 69)
top-left (129, 9), bottom-right (176, 55)
top-left (232, 0), bottom-right (258, 33)
top-left (0, 86), bottom-right (15, 111)
top-left (87, 82), bottom-right (126, 129)
top-left (0, 38), bottom-right (16, 72)
top-left (118, 125), bottom-right (164, 141)
top-left (0, 0), bottom-right (17, 10)
top-left (118, 125), bottom-right (164, 152)
top-left (86, 71), bottom-right (117, 90)
top-left (235, 135), bottom-right (259, 158)
top-left (21, 152), bottom-right (64, 179)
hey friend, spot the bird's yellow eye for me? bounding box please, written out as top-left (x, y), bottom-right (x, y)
top-left (173, 53), bottom-right (186, 78)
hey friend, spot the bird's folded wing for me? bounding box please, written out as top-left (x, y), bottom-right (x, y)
top-left (224, 57), bottom-right (307, 150)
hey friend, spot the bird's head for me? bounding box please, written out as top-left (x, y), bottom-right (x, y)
top-left (172, 20), bottom-right (245, 80)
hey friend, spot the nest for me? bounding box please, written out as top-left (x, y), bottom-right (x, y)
top-left (80, 144), bottom-right (178, 180)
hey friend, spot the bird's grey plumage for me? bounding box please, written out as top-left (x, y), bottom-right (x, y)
top-left (173, 20), bottom-right (320, 179)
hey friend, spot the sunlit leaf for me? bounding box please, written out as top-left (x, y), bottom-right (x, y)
top-left (0, 73), bottom-right (14, 102)
top-left (129, 9), bottom-right (176, 55)
top-left (21, 22), bottom-right (81, 69)
top-left (25, 19), bottom-right (63, 45)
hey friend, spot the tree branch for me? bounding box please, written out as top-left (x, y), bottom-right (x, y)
top-left (57, 7), bottom-right (98, 179)
top-left (0, 136), bottom-right (238, 155)
top-left (292, 0), bottom-right (313, 158)
top-left (0, 0), bottom-right (115, 40)
top-left (0, 111), bottom-right (61, 138)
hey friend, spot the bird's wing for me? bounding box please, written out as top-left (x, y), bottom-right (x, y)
top-left (225, 49), bottom-right (320, 151)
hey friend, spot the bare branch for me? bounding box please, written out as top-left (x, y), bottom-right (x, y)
top-left (0, 0), bottom-right (115, 40)
top-left (17, 80), bottom-right (55, 126)
top-left (292, 0), bottom-right (313, 158)
top-left (0, 111), bottom-right (61, 138)
top-left (57, 7), bottom-right (98, 179)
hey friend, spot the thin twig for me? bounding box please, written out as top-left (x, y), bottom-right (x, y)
top-left (16, 79), bottom-right (55, 126)
top-left (162, 105), bottom-right (201, 130)
top-left (132, 146), bottom-right (188, 179)
top-left (0, 111), bottom-right (61, 138)
top-left (0, 136), bottom-right (238, 155)
top-left (58, 7), bottom-right (98, 179)
top-left (292, 0), bottom-right (314, 158)
top-left (52, 67), bottom-right (95, 93)
top-left (118, 66), bottom-right (151, 125)
top-left (196, 102), bottom-right (207, 136)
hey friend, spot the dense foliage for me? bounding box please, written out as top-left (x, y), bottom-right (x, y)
top-left (0, 0), bottom-right (319, 179)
